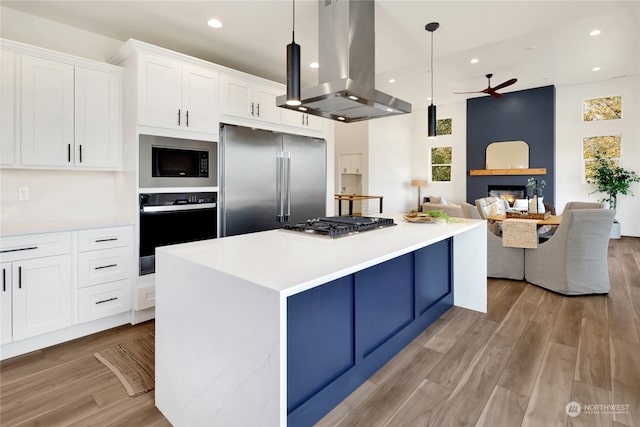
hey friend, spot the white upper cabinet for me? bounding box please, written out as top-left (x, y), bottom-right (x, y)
top-left (0, 50), bottom-right (16, 166)
top-left (220, 74), bottom-right (281, 124)
top-left (138, 52), bottom-right (219, 133)
top-left (20, 55), bottom-right (75, 167)
top-left (75, 66), bottom-right (122, 168)
top-left (281, 109), bottom-right (324, 131)
top-left (1, 40), bottom-right (123, 170)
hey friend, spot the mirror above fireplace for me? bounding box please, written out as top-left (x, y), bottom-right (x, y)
top-left (486, 140), bottom-right (529, 169)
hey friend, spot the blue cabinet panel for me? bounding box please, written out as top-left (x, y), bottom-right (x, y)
top-left (287, 275), bottom-right (355, 413)
top-left (355, 253), bottom-right (414, 358)
top-left (415, 239), bottom-right (452, 316)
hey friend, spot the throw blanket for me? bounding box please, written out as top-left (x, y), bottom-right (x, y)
top-left (502, 219), bottom-right (539, 248)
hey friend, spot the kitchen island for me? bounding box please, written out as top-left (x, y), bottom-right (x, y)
top-left (155, 215), bottom-right (487, 426)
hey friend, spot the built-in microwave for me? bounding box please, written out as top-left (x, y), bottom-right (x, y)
top-left (139, 134), bottom-right (217, 188)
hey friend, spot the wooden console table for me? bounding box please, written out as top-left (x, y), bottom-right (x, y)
top-left (334, 194), bottom-right (384, 216)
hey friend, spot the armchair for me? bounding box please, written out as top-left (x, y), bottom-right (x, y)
top-left (524, 209), bottom-right (615, 295)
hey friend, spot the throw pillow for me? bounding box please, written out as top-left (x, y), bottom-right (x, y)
top-left (429, 195), bottom-right (442, 204)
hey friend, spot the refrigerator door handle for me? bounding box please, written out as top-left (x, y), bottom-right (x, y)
top-left (283, 153), bottom-right (291, 222)
top-left (276, 153), bottom-right (284, 222)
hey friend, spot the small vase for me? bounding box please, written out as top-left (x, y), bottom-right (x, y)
top-left (528, 196), bottom-right (537, 213)
top-left (537, 196), bottom-right (545, 214)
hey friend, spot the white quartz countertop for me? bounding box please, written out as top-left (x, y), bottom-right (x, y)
top-left (0, 218), bottom-right (134, 237)
top-left (157, 215), bottom-right (486, 297)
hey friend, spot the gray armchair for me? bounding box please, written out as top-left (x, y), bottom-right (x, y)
top-left (524, 209), bottom-right (615, 295)
top-left (475, 197), bottom-right (510, 219)
top-left (562, 201), bottom-right (606, 212)
top-left (487, 228), bottom-right (525, 280)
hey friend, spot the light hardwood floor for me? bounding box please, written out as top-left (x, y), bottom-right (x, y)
top-left (1, 237), bottom-right (639, 427)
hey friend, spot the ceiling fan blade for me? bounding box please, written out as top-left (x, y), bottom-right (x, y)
top-left (492, 78), bottom-right (517, 91)
top-left (453, 90), bottom-right (485, 94)
top-left (490, 91), bottom-right (503, 98)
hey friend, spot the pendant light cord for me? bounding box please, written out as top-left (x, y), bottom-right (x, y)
top-left (292, 0), bottom-right (296, 42)
top-left (430, 30), bottom-right (434, 106)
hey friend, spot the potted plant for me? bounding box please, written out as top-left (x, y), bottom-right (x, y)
top-left (587, 152), bottom-right (640, 238)
top-left (526, 177), bottom-right (546, 213)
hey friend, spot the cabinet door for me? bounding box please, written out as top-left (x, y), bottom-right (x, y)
top-left (12, 255), bottom-right (72, 341)
top-left (138, 53), bottom-right (182, 129)
top-left (350, 153), bottom-right (362, 174)
top-left (75, 67), bottom-right (122, 169)
top-left (0, 49), bottom-right (16, 166)
top-left (280, 108), bottom-right (306, 129)
top-left (20, 55), bottom-right (74, 167)
top-left (220, 75), bottom-right (252, 119)
top-left (305, 114), bottom-right (324, 131)
top-left (253, 83), bottom-right (281, 124)
top-left (339, 154), bottom-right (351, 174)
top-left (182, 64), bottom-right (219, 133)
top-left (0, 263), bottom-right (12, 345)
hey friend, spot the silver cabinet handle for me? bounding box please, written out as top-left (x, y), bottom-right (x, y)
top-left (256, 103), bottom-right (260, 117)
top-left (95, 264), bottom-right (117, 270)
top-left (2, 268), bottom-right (6, 292)
top-left (96, 297), bottom-right (118, 305)
top-left (178, 109), bottom-right (181, 126)
top-left (68, 144), bottom-right (71, 162)
top-left (18, 266), bottom-right (22, 289)
top-left (79, 144), bottom-right (83, 163)
top-left (186, 110), bottom-right (189, 127)
top-left (251, 102), bottom-right (255, 116)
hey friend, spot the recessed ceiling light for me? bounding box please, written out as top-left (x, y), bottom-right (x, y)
top-left (388, 78), bottom-right (396, 83)
top-left (427, 97), bottom-right (432, 101)
top-left (207, 18), bottom-right (223, 29)
top-left (592, 66), bottom-right (601, 71)
top-left (337, 116), bottom-right (346, 121)
top-left (470, 58), bottom-right (479, 64)
top-left (590, 29), bottom-right (601, 36)
top-left (309, 62), bottom-right (319, 69)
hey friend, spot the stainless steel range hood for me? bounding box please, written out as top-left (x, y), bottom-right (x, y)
top-left (276, 0), bottom-right (411, 123)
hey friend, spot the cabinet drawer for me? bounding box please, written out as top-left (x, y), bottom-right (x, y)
top-left (78, 226), bottom-right (132, 252)
top-left (134, 283), bottom-right (156, 310)
top-left (0, 233), bottom-right (71, 262)
top-left (78, 247), bottom-right (131, 288)
top-left (79, 279), bottom-right (132, 323)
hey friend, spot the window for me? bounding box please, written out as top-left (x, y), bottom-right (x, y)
top-left (436, 118), bottom-right (452, 135)
top-left (583, 135), bottom-right (621, 181)
top-left (583, 96), bottom-right (622, 121)
top-left (431, 147), bottom-right (452, 182)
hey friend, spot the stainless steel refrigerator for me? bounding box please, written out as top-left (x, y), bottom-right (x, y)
top-left (219, 124), bottom-right (327, 237)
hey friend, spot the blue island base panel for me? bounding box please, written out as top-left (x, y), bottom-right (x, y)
top-left (287, 239), bottom-right (453, 427)
top-left (288, 296), bottom-right (452, 427)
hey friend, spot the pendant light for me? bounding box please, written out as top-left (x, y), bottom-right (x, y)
top-left (426, 22), bottom-right (439, 138)
top-left (286, 0), bottom-right (301, 106)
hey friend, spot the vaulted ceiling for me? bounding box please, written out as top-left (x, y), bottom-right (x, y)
top-left (2, 1), bottom-right (638, 106)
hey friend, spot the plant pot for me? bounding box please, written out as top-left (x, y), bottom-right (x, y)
top-left (610, 221), bottom-right (621, 239)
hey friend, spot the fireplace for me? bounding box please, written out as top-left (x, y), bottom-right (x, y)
top-left (488, 185), bottom-right (527, 207)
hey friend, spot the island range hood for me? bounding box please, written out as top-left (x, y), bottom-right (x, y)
top-left (276, 0), bottom-right (412, 123)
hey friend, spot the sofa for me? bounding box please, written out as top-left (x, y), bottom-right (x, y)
top-left (421, 199), bottom-right (482, 219)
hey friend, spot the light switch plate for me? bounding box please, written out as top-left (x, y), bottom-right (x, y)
top-left (18, 187), bottom-right (29, 201)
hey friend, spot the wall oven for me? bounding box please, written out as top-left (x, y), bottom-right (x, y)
top-left (139, 192), bottom-right (217, 275)
top-left (139, 134), bottom-right (217, 188)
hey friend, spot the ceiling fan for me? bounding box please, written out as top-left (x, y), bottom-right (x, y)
top-left (455, 74), bottom-right (517, 98)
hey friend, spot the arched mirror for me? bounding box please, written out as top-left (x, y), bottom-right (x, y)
top-left (486, 141), bottom-right (529, 169)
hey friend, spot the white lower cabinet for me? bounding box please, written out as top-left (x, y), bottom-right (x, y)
top-left (79, 279), bottom-right (131, 323)
top-left (0, 232), bottom-right (73, 344)
top-left (77, 226), bottom-right (132, 323)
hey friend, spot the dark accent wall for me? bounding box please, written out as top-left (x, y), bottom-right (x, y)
top-left (466, 85), bottom-right (555, 206)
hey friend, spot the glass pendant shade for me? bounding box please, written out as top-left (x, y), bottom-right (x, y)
top-left (286, 40), bottom-right (301, 106)
top-left (427, 104), bottom-right (437, 138)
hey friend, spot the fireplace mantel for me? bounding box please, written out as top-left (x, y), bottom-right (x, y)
top-left (469, 168), bottom-right (547, 176)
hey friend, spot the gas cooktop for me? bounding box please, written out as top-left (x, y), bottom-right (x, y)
top-left (283, 216), bottom-right (396, 238)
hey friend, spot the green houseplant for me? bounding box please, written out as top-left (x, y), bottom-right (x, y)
top-left (587, 152), bottom-right (640, 238)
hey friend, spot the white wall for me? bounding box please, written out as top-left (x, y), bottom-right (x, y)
top-left (556, 75), bottom-right (640, 236)
top-left (0, 6), bottom-right (135, 227)
top-left (334, 121), bottom-right (368, 214)
top-left (0, 6), bottom-right (122, 62)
